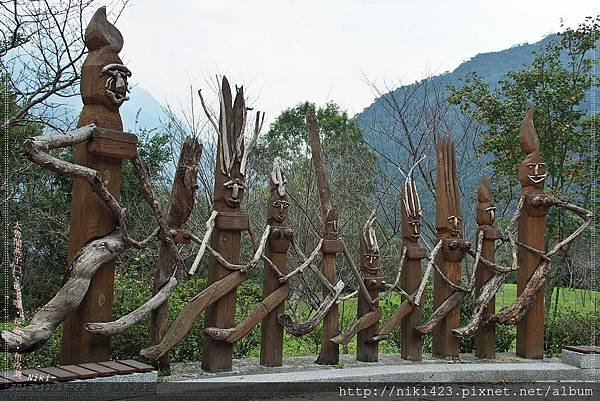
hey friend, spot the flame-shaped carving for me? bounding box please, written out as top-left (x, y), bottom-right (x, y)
top-left (435, 137), bottom-right (462, 237)
top-left (268, 158), bottom-right (289, 225)
top-left (518, 109), bottom-right (546, 193)
top-left (84, 7), bottom-right (124, 52)
top-left (401, 158), bottom-right (423, 242)
top-left (476, 177), bottom-right (496, 226)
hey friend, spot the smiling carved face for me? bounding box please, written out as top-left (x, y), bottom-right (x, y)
top-left (519, 151), bottom-right (546, 191)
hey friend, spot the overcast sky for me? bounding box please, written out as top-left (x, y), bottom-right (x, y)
top-left (115, 0), bottom-right (598, 123)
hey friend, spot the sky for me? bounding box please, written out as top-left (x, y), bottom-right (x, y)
top-left (114, 0), bottom-right (598, 125)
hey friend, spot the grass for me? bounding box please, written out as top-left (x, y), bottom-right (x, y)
top-left (495, 284), bottom-right (598, 314)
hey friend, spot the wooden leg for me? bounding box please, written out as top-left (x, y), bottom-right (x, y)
top-left (401, 257), bottom-right (423, 361)
top-left (202, 228), bottom-right (241, 372)
top-left (260, 247), bottom-right (288, 366)
top-left (356, 292), bottom-right (379, 362)
top-left (475, 236), bottom-right (496, 359)
top-left (516, 209), bottom-right (546, 359)
top-left (316, 253), bottom-right (339, 365)
top-left (432, 257), bottom-right (461, 358)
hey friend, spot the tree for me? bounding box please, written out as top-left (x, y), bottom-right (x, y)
top-left (0, 0), bottom-right (129, 133)
top-left (447, 16), bottom-right (599, 310)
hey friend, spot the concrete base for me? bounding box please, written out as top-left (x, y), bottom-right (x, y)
top-left (168, 353), bottom-right (596, 383)
top-left (562, 349), bottom-right (600, 369)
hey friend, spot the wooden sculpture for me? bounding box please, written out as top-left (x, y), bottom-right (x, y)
top-left (417, 137), bottom-right (471, 358)
top-left (306, 109), bottom-right (342, 365)
top-left (481, 109), bottom-right (592, 358)
top-left (329, 212), bottom-right (384, 362)
top-left (61, 7), bottom-right (136, 363)
top-left (515, 108), bottom-right (548, 359)
top-left (367, 161), bottom-right (430, 357)
top-left (137, 77), bottom-right (266, 372)
top-left (202, 77), bottom-right (256, 372)
top-left (202, 160), bottom-right (292, 363)
top-left (399, 164), bottom-right (427, 360)
top-left (472, 178), bottom-right (500, 358)
top-left (260, 159), bottom-right (293, 366)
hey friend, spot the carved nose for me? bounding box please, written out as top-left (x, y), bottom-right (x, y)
top-left (114, 75), bottom-right (126, 91)
top-left (231, 183), bottom-right (239, 199)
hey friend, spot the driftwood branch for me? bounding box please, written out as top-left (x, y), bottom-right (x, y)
top-left (414, 291), bottom-right (466, 335)
top-left (279, 239), bottom-right (323, 282)
top-left (189, 211), bottom-right (218, 275)
top-left (278, 280), bottom-right (344, 336)
top-left (132, 153), bottom-right (188, 281)
top-left (330, 308), bottom-right (382, 346)
top-left (341, 240), bottom-right (375, 310)
top-left (373, 247), bottom-right (407, 303)
top-left (1, 231), bottom-right (126, 352)
top-left (369, 296), bottom-right (415, 343)
top-left (204, 284), bottom-right (289, 343)
top-left (415, 240), bottom-right (442, 305)
top-left (85, 276), bottom-right (178, 336)
top-left (140, 270), bottom-right (247, 359)
top-left (484, 195), bottom-right (592, 326)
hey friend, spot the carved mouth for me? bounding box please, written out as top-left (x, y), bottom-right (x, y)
top-left (528, 174), bottom-right (547, 184)
top-left (276, 214), bottom-right (286, 222)
top-left (106, 88), bottom-right (129, 104)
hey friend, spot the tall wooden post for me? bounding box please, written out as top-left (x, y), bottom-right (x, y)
top-left (61, 7), bottom-right (137, 364)
top-left (260, 160), bottom-right (292, 367)
top-left (202, 77), bottom-right (250, 372)
top-left (357, 220), bottom-right (382, 362)
top-left (307, 110), bottom-right (340, 365)
top-left (474, 178), bottom-right (500, 359)
top-left (152, 138), bottom-right (202, 373)
top-left (400, 174), bottom-right (426, 361)
top-left (432, 137), bottom-right (468, 358)
top-left (516, 109), bottom-right (548, 359)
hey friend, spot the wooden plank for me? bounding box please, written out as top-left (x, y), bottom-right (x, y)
top-left (77, 362), bottom-right (116, 377)
top-left (0, 371), bottom-right (36, 383)
top-left (97, 361), bottom-right (137, 374)
top-left (37, 367), bottom-right (79, 381)
top-left (116, 359), bottom-right (154, 372)
top-left (321, 240), bottom-right (343, 254)
top-left (58, 364), bottom-right (99, 379)
top-left (564, 345), bottom-right (600, 354)
top-left (87, 132), bottom-right (138, 159)
top-left (215, 212), bottom-right (250, 231)
top-left (22, 369), bottom-right (56, 382)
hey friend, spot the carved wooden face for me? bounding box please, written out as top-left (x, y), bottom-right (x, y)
top-left (268, 196), bottom-right (289, 225)
top-left (222, 178), bottom-right (246, 208)
top-left (80, 8), bottom-right (130, 112)
top-left (519, 151), bottom-right (546, 191)
top-left (476, 204), bottom-right (496, 226)
top-left (447, 215), bottom-right (463, 235)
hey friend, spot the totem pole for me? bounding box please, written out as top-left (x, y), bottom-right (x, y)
top-left (202, 77), bottom-right (252, 372)
top-left (61, 7), bottom-right (137, 364)
top-left (516, 109), bottom-right (548, 359)
top-left (356, 214), bottom-right (384, 362)
top-left (431, 137), bottom-right (469, 358)
top-left (474, 178), bottom-right (500, 359)
top-left (306, 109), bottom-right (342, 365)
top-left (260, 160), bottom-right (293, 367)
top-left (399, 168), bottom-right (427, 361)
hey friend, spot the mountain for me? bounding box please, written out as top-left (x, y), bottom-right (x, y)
top-left (51, 85), bottom-right (166, 133)
top-left (354, 33), bottom-right (598, 234)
